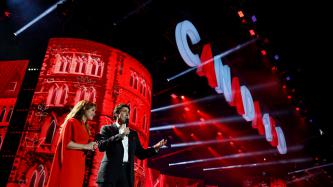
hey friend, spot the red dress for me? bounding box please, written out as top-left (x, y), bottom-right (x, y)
top-left (46, 118), bottom-right (90, 187)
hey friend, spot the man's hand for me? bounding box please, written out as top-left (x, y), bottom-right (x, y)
top-left (153, 139), bottom-right (167, 152)
top-left (84, 141), bottom-right (98, 151)
top-left (119, 126), bottom-right (130, 138)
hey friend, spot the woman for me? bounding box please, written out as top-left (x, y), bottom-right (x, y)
top-left (47, 100), bottom-right (98, 187)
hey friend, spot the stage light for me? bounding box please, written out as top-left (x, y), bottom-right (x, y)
top-left (4, 10), bottom-right (10, 18)
top-left (150, 115), bottom-right (244, 131)
top-left (14, 0), bottom-right (66, 36)
top-left (295, 107), bottom-right (300, 112)
top-left (181, 95), bottom-right (185, 100)
top-left (251, 15), bottom-right (257, 23)
top-left (288, 162), bottom-right (333, 175)
top-left (151, 95), bottom-right (222, 112)
top-left (170, 135), bottom-right (263, 148)
top-left (203, 157), bottom-right (312, 171)
top-left (238, 11), bottom-right (244, 18)
top-left (261, 50), bottom-right (267, 56)
top-left (249, 30), bottom-right (256, 36)
top-left (274, 54), bottom-right (280, 60)
top-left (169, 145), bottom-right (303, 167)
top-left (287, 95), bottom-right (292, 99)
top-left (171, 93), bottom-right (178, 99)
top-left (184, 107), bottom-right (190, 111)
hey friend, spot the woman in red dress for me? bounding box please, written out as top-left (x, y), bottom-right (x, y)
top-left (46, 100), bottom-right (98, 187)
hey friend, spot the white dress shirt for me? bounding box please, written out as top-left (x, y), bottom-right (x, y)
top-left (116, 122), bottom-right (129, 162)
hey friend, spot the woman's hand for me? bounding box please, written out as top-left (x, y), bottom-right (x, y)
top-left (84, 141), bottom-right (98, 151)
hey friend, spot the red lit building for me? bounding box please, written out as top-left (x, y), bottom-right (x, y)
top-left (6, 38), bottom-right (152, 187)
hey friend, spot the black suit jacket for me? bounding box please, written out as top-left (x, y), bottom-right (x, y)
top-left (96, 124), bottom-right (157, 186)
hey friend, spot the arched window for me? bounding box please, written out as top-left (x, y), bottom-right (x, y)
top-left (130, 73), bottom-right (134, 87)
top-left (140, 82), bottom-right (143, 94)
top-left (87, 87), bottom-right (96, 102)
top-left (54, 54), bottom-right (62, 72)
top-left (59, 85), bottom-right (68, 105)
top-left (134, 75), bottom-right (138, 89)
top-left (97, 64), bottom-right (102, 77)
top-left (37, 170), bottom-right (45, 187)
top-left (132, 108), bottom-right (137, 124)
top-left (59, 59), bottom-right (64, 72)
top-left (29, 171), bottom-right (37, 187)
top-left (45, 120), bottom-right (56, 144)
top-left (61, 56), bottom-right (70, 72)
top-left (65, 56), bottom-right (71, 72)
top-left (75, 61), bottom-right (80, 72)
top-left (142, 81), bottom-right (146, 96)
top-left (91, 59), bottom-right (97, 76)
top-left (52, 86), bottom-right (61, 105)
top-left (81, 61), bottom-right (86, 74)
top-left (5, 106), bottom-right (13, 122)
top-left (74, 86), bottom-right (87, 103)
top-left (29, 165), bottom-right (45, 187)
top-left (0, 107), bottom-right (6, 122)
top-left (83, 88), bottom-right (90, 101)
top-left (47, 84), bottom-right (59, 105)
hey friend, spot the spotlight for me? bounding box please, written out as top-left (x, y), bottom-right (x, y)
top-left (237, 11), bottom-right (244, 18)
top-left (170, 93), bottom-right (178, 99)
top-left (249, 30), bottom-right (256, 36)
top-left (251, 15), bottom-right (257, 23)
top-left (261, 50), bottom-right (267, 56)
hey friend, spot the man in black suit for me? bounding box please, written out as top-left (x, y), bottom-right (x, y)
top-left (96, 103), bottom-right (167, 187)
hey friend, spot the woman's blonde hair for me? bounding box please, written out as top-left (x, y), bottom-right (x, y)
top-left (60, 100), bottom-right (96, 135)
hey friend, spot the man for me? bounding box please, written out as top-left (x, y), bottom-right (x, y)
top-left (96, 103), bottom-right (167, 187)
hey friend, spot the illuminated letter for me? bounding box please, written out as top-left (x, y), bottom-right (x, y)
top-left (214, 56), bottom-right (233, 102)
top-left (175, 20), bottom-right (201, 67)
top-left (198, 43), bottom-right (218, 88)
top-left (275, 127), bottom-right (287, 154)
top-left (241, 86), bottom-right (255, 121)
top-left (230, 77), bottom-right (244, 115)
top-left (262, 113), bottom-right (272, 142)
top-left (252, 101), bottom-right (265, 135)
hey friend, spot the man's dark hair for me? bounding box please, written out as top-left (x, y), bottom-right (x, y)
top-left (113, 103), bottom-right (130, 120)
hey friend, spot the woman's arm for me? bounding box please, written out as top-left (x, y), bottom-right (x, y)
top-left (67, 141), bottom-right (96, 151)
